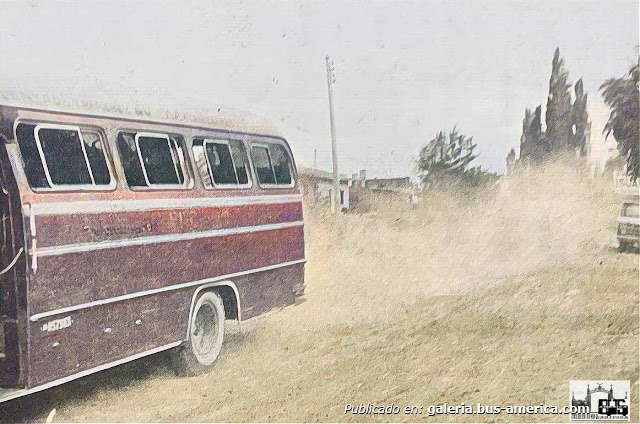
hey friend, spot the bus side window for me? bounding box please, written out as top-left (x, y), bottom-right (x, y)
top-left (117, 132), bottom-right (188, 188)
top-left (206, 142), bottom-right (236, 185)
top-left (250, 143), bottom-right (294, 187)
top-left (230, 140), bottom-right (250, 185)
top-left (16, 123), bottom-right (113, 189)
top-left (251, 145), bottom-right (276, 185)
top-left (82, 131), bottom-right (111, 185)
top-left (16, 123), bottom-right (49, 188)
top-left (38, 127), bottom-right (93, 185)
top-left (192, 138), bottom-right (251, 188)
top-left (117, 133), bottom-right (146, 187)
top-left (192, 141), bottom-right (213, 188)
top-left (269, 144), bottom-right (293, 185)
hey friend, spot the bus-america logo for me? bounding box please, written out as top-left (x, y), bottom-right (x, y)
top-left (570, 380), bottom-right (630, 421)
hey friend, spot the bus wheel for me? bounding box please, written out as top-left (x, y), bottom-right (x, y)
top-left (175, 291), bottom-right (225, 375)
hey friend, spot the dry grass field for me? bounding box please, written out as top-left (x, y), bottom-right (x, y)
top-left (1, 163), bottom-right (638, 422)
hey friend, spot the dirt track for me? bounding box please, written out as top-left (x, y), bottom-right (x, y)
top-left (1, 166), bottom-right (638, 422)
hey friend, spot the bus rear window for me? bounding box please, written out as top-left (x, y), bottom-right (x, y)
top-left (117, 132), bottom-right (188, 188)
top-left (16, 123), bottom-right (112, 189)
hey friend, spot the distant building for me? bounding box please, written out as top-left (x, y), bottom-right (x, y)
top-left (298, 166), bottom-right (350, 210)
top-left (364, 176), bottom-right (412, 193)
top-left (298, 167), bottom-right (415, 211)
top-left (583, 98), bottom-right (619, 177)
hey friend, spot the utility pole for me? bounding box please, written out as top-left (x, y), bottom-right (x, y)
top-left (313, 148), bottom-right (317, 170)
top-left (325, 55), bottom-right (339, 214)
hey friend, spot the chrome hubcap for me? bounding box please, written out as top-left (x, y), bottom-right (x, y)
top-left (191, 302), bottom-right (218, 362)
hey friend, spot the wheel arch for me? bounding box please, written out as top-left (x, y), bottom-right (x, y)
top-left (185, 281), bottom-right (241, 340)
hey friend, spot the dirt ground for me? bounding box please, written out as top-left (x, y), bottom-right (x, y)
top-left (1, 164), bottom-right (638, 422)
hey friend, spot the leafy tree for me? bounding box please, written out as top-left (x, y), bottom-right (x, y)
top-left (417, 127), bottom-right (487, 187)
top-left (545, 48), bottom-right (573, 151)
top-left (601, 63), bottom-right (639, 181)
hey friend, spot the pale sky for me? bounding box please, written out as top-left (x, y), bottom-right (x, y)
top-left (0, 0), bottom-right (637, 177)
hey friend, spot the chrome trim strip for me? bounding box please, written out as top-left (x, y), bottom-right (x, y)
top-left (37, 221), bottom-right (304, 256)
top-left (29, 259), bottom-right (306, 322)
top-left (28, 204), bottom-right (38, 273)
top-left (27, 194), bottom-right (302, 215)
top-left (0, 341), bottom-right (183, 403)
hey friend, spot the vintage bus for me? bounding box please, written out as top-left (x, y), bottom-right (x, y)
top-left (0, 103), bottom-right (305, 402)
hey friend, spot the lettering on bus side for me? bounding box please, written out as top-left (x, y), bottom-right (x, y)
top-left (41, 316), bottom-right (73, 333)
top-left (83, 222), bottom-right (154, 238)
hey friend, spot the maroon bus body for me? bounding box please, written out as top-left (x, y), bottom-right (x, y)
top-left (0, 105), bottom-right (305, 399)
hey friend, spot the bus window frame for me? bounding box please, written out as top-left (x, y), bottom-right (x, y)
top-left (119, 131), bottom-right (192, 191)
top-left (250, 141), bottom-right (295, 189)
top-left (201, 138), bottom-right (253, 190)
top-left (15, 121), bottom-right (117, 193)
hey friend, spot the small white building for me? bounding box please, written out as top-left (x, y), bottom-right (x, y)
top-left (298, 166), bottom-right (350, 210)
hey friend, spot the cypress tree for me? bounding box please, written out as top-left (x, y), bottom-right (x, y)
top-left (519, 105), bottom-right (545, 163)
top-left (545, 48), bottom-right (573, 151)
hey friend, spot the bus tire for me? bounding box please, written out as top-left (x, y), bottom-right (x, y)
top-left (175, 290), bottom-right (225, 376)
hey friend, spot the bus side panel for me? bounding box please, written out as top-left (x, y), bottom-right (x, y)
top-left (34, 202), bottom-right (304, 247)
top-left (27, 289), bottom-right (191, 387)
top-left (27, 225), bottom-right (305, 314)
top-left (25, 224), bottom-right (304, 388)
top-left (237, 262), bottom-right (304, 320)
top-left (26, 263), bottom-right (304, 387)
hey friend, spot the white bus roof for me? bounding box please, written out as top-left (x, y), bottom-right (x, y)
top-left (0, 96), bottom-right (284, 139)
